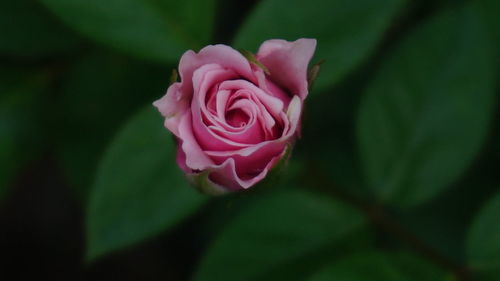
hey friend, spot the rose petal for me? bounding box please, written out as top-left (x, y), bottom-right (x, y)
top-left (190, 69), bottom-right (252, 151)
top-left (175, 142), bottom-right (189, 173)
top-left (179, 45), bottom-right (255, 95)
top-left (252, 67), bottom-right (291, 108)
top-left (286, 95), bottom-right (302, 136)
top-left (257, 38), bottom-right (316, 100)
top-left (206, 140), bottom-right (286, 179)
top-left (220, 81), bottom-right (281, 139)
top-left (209, 99), bottom-right (265, 144)
top-left (177, 112), bottom-right (214, 171)
top-left (206, 152), bottom-right (284, 190)
top-left (219, 80), bottom-right (284, 116)
top-left (192, 63), bottom-right (237, 127)
top-left (215, 89), bottom-right (230, 121)
top-left (153, 83), bottom-right (187, 137)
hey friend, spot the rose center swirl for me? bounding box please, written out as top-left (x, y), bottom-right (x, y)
top-left (198, 71), bottom-right (286, 145)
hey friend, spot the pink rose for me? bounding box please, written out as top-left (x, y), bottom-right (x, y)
top-left (153, 38), bottom-right (316, 194)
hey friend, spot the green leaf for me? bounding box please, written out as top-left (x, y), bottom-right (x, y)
top-left (57, 52), bottom-right (168, 199)
top-left (39, 0), bottom-right (214, 62)
top-left (308, 251), bottom-right (453, 281)
top-left (475, 0), bottom-right (500, 47)
top-left (0, 68), bottom-right (49, 201)
top-left (467, 191), bottom-right (500, 275)
top-left (0, 0), bottom-right (81, 57)
top-left (193, 189), bottom-right (366, 281)
top-left (86, 107), bottom-right (207, 261)
top-left (356, 4), bottom-right (495, 207)
top-left (233, 0), bottom-right (407, 93)
top-left (394, 189), bottom-right (473, 264)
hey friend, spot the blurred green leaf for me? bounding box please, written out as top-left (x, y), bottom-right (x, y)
top-left (39, 0), bottom-right (214, 62)
top-left (193, 189), bottom-right (366, 281)
top-left (307, 251), bottom-right (453, 281)
top-left (234, 0), bottom-right (407, 93)
top-left (393, 149), bottom-right (500, 266)
top-left (0, 0), bottom-right (81, 57)
top-left (297, 64), bottom-right (372, 199)
top-left (57, 52), bottom-right (168, 199)
top-left (475, 0), bottom-right (500, 47)
top-left (467, 190), bottom-right (500, 277)
top-left (0, 68), bottom-right (49, 201)
top-left (356, 4), bottom-right (495, 207)
top-left (86, 107), bottom-right (207, 261)
top-left (394, 187), bottom-right (474, 264)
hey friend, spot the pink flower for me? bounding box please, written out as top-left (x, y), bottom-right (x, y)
top-left (153, 38), bottom-right (316, 194)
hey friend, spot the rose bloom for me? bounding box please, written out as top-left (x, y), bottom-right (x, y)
top-left (154, 38), bottom-right (316, 194)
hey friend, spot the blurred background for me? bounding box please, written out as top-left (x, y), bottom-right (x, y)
top-left (0, 0), bottom-right (499, 280)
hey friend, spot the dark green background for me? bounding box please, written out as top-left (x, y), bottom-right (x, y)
top-left (0, 0), bottom-right (499, 280)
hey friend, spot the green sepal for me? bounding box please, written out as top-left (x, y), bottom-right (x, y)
top-left (239, 49), bottom-right (270, 75)
top-left (170, 69), bottom-right (178, 84)
top-left (307, 59), bottom-right (325, 91)
top-left (188, 171), bottom-right (229, 196)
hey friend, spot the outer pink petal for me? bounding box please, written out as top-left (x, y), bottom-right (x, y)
top-left (153, 83), bottom-right (187, 137)
top-left (206, 141), bottom-right (286, 180)
top-left (177, 112), bottom-right (214, 171)
top-left (257, 38), bottom-right (316, 100)
top-left (179, 45), bottom-right (255, 95)
top-left (207, 152), bottom-right (284, 190)
top-left (175, 143), bottom-right (190, 173)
